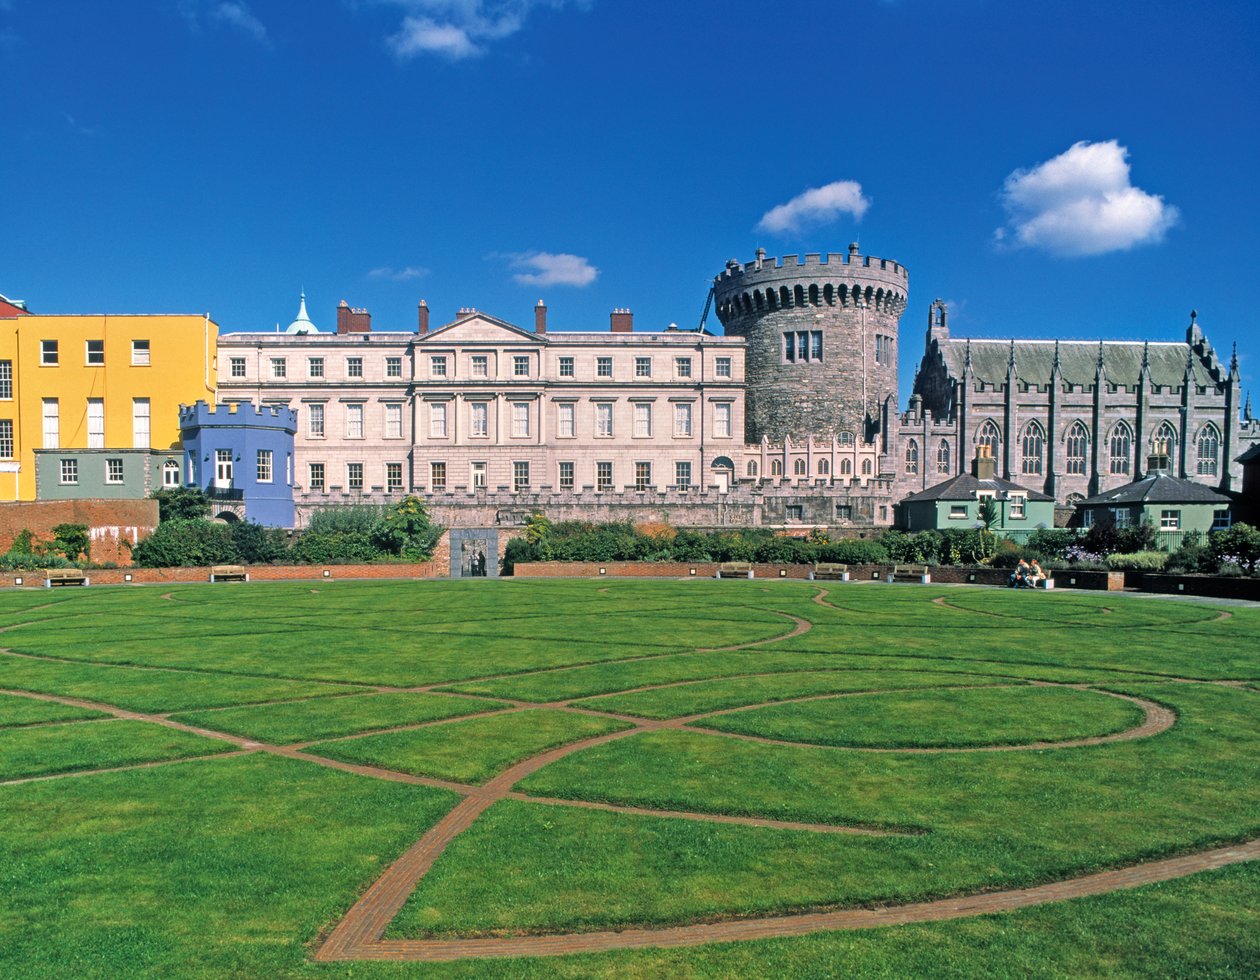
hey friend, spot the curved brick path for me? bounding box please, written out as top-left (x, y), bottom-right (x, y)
top-left (320, 838), bottom-right (1260, 962)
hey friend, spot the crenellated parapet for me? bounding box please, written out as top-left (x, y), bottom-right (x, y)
top-left (713, 244), bottom-right (908, 320)
top-left (180, 400), bottom-right (298, 434)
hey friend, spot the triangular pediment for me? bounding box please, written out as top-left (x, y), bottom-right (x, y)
top-left (423, 312), bottom-right (543, 345)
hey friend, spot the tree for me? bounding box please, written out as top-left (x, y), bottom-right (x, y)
top-left (50, 524), bottom-right (90, 563)
top-left (151, 487), bottom-right (209, 523)
top-left (370, 496), bottom-right (443, 561)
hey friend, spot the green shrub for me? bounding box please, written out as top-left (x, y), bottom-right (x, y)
top-left (288, 532), bottom-right (380, 564)
top-left (230, 522), bottom-right (289, 564)
top-left (1026, 528), bottom-right (1079, 559)
top-left (819, 538), bottom-right (889, 564)
top-left (151, 487), bottom-right (209, 522)
top-left (131, 520), bottom-right (237, 567)
top-left (306, 505), bottom-right (387, 536)
top-left (50, 524), bottom-right (90, 563)
top-left (1208, 523), bottom-right (1260, 573)
top-left (1104, 551), bottom-right (1168, 571)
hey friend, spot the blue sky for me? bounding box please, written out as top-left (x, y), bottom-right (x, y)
top-left (2, 1), bottom-right (1258, 401)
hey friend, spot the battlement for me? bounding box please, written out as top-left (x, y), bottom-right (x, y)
top-left (714, 245), bottom-right (908, 286)
top-left (180, 400), bottom-right (298, 433)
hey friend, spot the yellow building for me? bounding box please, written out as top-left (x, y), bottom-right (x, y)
top-left (0, 309), bottom-right (218, 500)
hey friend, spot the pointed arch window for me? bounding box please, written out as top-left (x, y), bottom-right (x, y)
top-left (1196, 423), bottom-right (1220, 477)
top-left (793, 458), bottom-right (807, 476)
top-left (770, 458), bottom-right (783, 477)
top-left (861, 458), bottom-right (872, 476)
top-left (1152, 421), bottom-right (1178, 461)
top-left (818, 458), bottom-right (830, 476)
top-left (1065, 421), bottom-right (1089, 475)
top-left (747, 460), bottom-right (759, 477)
top-left (976, 420), bottom-right (1001, 468)
top-left (905, 439), bottom-right (919, 475)
top-left (937, 439), bottom-right (951, 474)
top-left (840, 457), bottom-right (852, 476)
top-left (1020, 422), bottom-right (1045, 476)
top-left (1109, 422), bottom-right (1132, 476)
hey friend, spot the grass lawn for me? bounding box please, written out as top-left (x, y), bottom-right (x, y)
top-left (690, 684), bottom-right (1145, 748)
top-left (0, 718), bottom-right (233, 781)
top-left (307, 708), bottom-right (635, 784)
top-left (0, 692), bottom-right (109, 728)
top-left (170, 690), bottom-right (507, 745)
top-left (0, 578), bottom-right (1254, 976)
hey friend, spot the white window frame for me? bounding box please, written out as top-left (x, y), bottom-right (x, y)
top-left (346, 357), bottom-right (364, 379)
top-left (87, 399), bottom-right (105, 449)
top-left (40, 340), bottom-right (58, 366)
top-left (132, 398), bottom-right (150, 449)
top-left (596, 356), bottom-right (613, 378)
top-left (385, 402), bottom-right (404, 439)
top-left (558, 356), bottom-right (574, 378)
top-left (309, 462), bottom-right (326, 491)
top-left (308, 357), bottom-right (324, 379)
top-left (105, 458), bottom-right (124, 484)
top-left (470, 401), bottom-right (489, 437)
top-left (511, 401), bottom-right (530, 438)
top-left (308, 403), bottom-right (325, 439)
top-left (558, 460), bottom-right (575, 490)
top-left (557, 401), bottom-right (575, 438)
top-left (430, 461), bottom-right (447, 491)
top-left (714, 356), bottom-right (732, 379)
top-left (229, 356), bottom-right (246, 379)
top-left (270, 357), bottom-right (287, 379)
top-left (386, 356), bottom-right (403, 379)
top-left (634, 356), bottom-right (652, 378)
top-left (347, 462), bottom-right (364, 491)
top-left (674, 402), bottom-right (692, 437)
top-left (386, 462), bottom-right (404, 492)
top-left (59, 458), bottom-right (77, 485)
top-left (345, 403), bottom-right (364, 439)
top-left (431, 355), bottom-right (447, 378)
top-left (257, 449), bottom-right (273, 484)
top-left (595, 402), bottom-right (614, 438)
top-left (162, 459), bottom-right (181, 488)
top-left (471, 355), bottom-right (489, 378)
top-left (713, 402), bottom-right (731, 438)
top-left (633, 402), bottom-right (652, 438)
top-left (131, 340), bottom-right (150, 366)
top-left (85, 339), bottom-right (105, 366)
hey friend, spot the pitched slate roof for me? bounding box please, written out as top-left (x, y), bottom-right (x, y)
top-left (901, 472), bottom-right (1053, 504)
top-left (1077, 472), bottom-right (1232, 507)
top-left (936, 339), bottom-right (1219, 389)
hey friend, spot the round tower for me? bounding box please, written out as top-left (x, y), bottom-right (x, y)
top-left (713, 243), bottom-right (908, 445)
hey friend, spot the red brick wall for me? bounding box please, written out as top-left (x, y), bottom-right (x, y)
top-left (0, 561), bottom-right (447, 588)
top-left (512, 562), bottom-right (1125, 590)
top-left (0, 499), bottom-right (159, 565)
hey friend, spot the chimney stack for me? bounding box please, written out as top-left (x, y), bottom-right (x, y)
top-left (417, 299), bottom-right (429, 336)
top-left (336, 301), bottom-right (371, 335)
top-left (610, 308), bottom-right (633, 333)
top-left (972, 444), bottom-right (996, 481)
top-left (535, 299), bottom-right (547, 335)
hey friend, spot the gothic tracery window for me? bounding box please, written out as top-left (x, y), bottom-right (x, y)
top-left (1065, 421), bottom-right (1089, 475)
top-left (905, 439), bottom-right (919, 475)
top-left (1109, 422), bottom-right (1132, 476)
top-left (937, 439), bottom-right (951, 474)
top-left (1020, 422), bottom-right (1045, 476)
top-left (1196, 423), bottom-right (1220, 477)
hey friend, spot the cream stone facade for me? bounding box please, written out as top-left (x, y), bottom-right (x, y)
top-left (216, 306), bottom-right (747, 525)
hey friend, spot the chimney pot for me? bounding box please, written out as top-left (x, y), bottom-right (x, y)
top-left (610, 308), bottom-right (633, 333)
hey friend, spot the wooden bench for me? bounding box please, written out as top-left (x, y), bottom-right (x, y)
top-left (716, 562), bottom-right (754, 580)
top-left (44, 568), bottom-right (88, 588)
top-left (210, 564), bottom-right (249, 583)
top-left (809, 563), bottom-right (850, 581)
top-left (888, 564), bottom-right (931, 584)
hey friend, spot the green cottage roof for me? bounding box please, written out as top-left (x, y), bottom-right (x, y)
top-left (901, 472), bottom-right (1053, 504)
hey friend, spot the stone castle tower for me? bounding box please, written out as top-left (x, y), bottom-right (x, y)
top-left (712, 244), bottom-right (909, 449)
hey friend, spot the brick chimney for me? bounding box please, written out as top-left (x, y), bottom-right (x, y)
top-left (535, 299), bottom-right (547, 335)
top-left (417, 299), bottom-right (429, 336)
top-left (336, 302), bottom-right (371, 334)
top-left (972, 444), bottom-right (996, 480)
top-left (610, 308), bottom-right (633, 333)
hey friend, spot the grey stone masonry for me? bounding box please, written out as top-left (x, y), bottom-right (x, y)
top-left (713, 244), bottom-right (908, 446)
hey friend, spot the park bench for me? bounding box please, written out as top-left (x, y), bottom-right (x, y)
top-left (809, 563), bottom-right (850, 581)
top-left (716, 561), bottom-right (754, 580)
top-left (210, 564), bottom-right (249, 583)
top-left (44, 568), bottom-right (88, 588)
top-left (888, 564), bottom-right (931, 584)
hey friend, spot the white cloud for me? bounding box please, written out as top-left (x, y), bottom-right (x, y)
top-left (380, 0), bottom-right (584, 61)
top-left (995, 140), bottom-right (1179, 256)
top-left (368, 265), bottom-right (430, 281)
top-left (756, 180), bottom-right (871, 235)
top-left (388, 17), bottom-right (480, 58)
top-left (508, 251), bottom-right (598, 287)
top-left (212, 1), bottom-right (269, 43)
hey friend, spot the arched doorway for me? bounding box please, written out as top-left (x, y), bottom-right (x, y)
top-left (710, 456), bottom-right (735, 494)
